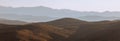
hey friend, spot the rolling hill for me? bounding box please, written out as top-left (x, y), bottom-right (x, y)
top-left (0, 18), bottom-right (120, 41)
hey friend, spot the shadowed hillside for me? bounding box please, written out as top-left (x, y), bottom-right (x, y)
top-left (46, 18), bottom-right (88, 30)
top-left (67, 20), bottom-right (120, 41)
top-left (0, 24), bottom-right (19, 41)
top-left (0, 18), bottom-right (120, 41)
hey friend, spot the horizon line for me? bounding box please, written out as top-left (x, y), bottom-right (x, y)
top-left (1, 5), bottom-right (120, 12)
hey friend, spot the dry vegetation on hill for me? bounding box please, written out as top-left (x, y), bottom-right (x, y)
top-left (0, 18), bottom-right (120, 41)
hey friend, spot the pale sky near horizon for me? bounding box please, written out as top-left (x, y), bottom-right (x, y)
top-left (0, 0), bottom-right (120, 12)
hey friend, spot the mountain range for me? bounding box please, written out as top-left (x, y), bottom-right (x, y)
top-left (0, 6), bottom-right (120, 22)
top-left (0, 13), bottom-right (57, 22)
top-left (0, 18), bottom-right (27, 25)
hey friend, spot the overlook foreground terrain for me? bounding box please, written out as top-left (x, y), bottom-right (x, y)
top-left (0, 18), bottom-right (120, 41)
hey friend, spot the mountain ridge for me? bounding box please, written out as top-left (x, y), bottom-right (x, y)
top-left (0, 18), bottom-right (28, 25)
top-left (0, 6), bottom-right (120, 22)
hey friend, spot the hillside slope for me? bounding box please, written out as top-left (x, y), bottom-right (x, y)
top-left (0, 18), bottom-right (120, 41)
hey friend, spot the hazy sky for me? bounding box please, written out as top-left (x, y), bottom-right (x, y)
top-left (0, 0), bottom-right (120, 11)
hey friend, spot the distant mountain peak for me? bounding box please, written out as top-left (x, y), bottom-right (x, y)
top-left (35, 6), bottom-right (50, 8)
top-left (20, 6), bottom-right (53, 10)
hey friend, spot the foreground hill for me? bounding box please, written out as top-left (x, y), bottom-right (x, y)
top-left (0, 18), bottom-right (88, 41)
top-left (0, 18), bottom-right (120, 41)
top-left (16, 18), bottom-right (86, 41)
top-left (68, 20), bottom-right (120, 41)
top-left (46, 18), bottom-right (88, 30)
top-left (0, 24), bottom-right (16, 41)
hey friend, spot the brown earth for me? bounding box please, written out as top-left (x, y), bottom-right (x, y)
top-left (0, 18), bottom-right (120, 41)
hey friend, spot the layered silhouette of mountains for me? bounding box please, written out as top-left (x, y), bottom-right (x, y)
top-left (0, 18), bottom-right (27, 25)
top-left (0, 5), bottom-right (120, 41)
top-left (0, 13), bottom-right (56, 22)
top-left (79, 15), bottom-right (120, 21)
top-left (0, 18), bottom-right (120, 41)
top-left (0, 6), bottom-right (120, 22)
